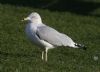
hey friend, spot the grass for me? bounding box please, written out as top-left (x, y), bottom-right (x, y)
top-left (0, 1), bottom-right (100, 72)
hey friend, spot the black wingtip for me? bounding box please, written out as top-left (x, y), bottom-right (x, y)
top-left (75, 43), bottom-right (87, 50)
top-left (82, 46), bottom-right (87, 50)
top-left (81, 44), bottom-right (87, 50)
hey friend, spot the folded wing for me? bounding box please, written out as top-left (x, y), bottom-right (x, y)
top-left (36, 25), bottom-right (75, 47)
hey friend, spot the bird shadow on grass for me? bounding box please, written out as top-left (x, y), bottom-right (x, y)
top-left (0, 0), bottom-right (100, 17)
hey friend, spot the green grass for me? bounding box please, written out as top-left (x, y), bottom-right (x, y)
top-left (0, 2), bottom-right (100, 72)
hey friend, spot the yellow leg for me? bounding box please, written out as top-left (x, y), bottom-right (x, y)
top-left (45, 48), bottom-right (48, 62)
top-left (42, 51), bottom-right (44, 60)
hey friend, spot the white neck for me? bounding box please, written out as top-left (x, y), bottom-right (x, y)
top-left (30, 18), bottom-right (42, 24)
top-left (29, 21), bottom-right (44, 28)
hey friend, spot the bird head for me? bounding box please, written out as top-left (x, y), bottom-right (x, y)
top-left (22, 12), bottom-right (42, 24)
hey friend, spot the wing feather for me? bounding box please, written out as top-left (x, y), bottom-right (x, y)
top-left (36, 25), bottom-right (75, 47)
top-left (37, 26), bottom-right (63, 46)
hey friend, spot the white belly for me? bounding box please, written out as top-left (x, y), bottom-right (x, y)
top-left (25, 24), bottom-right (54, 48)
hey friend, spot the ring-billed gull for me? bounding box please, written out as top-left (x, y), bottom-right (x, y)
top-left (22, 12), bottom-right (86, 61)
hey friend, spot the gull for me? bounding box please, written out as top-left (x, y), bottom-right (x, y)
top-left (22, 12), bottom-right (86, 61)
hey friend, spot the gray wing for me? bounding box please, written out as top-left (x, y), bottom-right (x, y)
top-left (58, 33), bottom-right (75, 46)
top-left (36, 25), bottom-right (75, 46)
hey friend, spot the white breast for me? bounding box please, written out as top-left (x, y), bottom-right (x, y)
top-left (25, 24), bottom-right (42, 46)
top-left (25, 24), bottom-right (54, 49)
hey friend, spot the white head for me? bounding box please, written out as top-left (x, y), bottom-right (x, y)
top-left (23, 12), bottom-right (42, 24)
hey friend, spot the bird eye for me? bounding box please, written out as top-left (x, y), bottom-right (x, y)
top-left (31, 16), bottom-right (34, 18)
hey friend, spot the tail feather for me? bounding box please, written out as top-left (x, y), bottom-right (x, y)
top-left (75, 43), bottom-right (87, 50)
